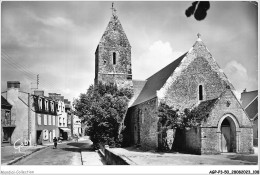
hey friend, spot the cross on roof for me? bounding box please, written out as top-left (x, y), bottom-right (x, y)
top-left (111, 2), bottom-right (117, 16)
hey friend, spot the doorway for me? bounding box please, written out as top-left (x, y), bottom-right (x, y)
top-left (36, 130), bottom-right (42, 145)
top-left (220, 117), bottom-right (236, 152)
top-left (2, 127), bottom-right (15, 143)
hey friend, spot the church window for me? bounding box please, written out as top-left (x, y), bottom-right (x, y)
top-left (113, 52), bottom-right (116, 65)
top-left (199, 85), bottom-right (203, 100)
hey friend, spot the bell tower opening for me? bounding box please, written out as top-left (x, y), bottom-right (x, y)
top-left (113, 52), bottom-right (116, 65)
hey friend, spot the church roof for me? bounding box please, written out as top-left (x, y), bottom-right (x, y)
top-left (128, 80), bottom-right (147, 107)
top-left (97, 13), bottom-right (130, 48)
top-left (130, 52), bottom-right (187, 107)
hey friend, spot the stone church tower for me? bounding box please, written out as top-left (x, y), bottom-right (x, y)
top-left (94, 5), bottom-right (133, 88)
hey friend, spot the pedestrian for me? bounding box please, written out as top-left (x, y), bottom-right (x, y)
top-left (53, 137), bottom-right (58, 149)
top-left (74, 134), bottom-right (78, 142)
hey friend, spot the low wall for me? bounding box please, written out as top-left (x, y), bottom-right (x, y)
top-left (100, 145), bottom-right (136, 165)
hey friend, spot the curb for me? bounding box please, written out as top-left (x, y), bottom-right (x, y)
top-left (4, 146), bottom-right (49, 165)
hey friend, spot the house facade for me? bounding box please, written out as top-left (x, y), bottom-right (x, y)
top-left (49, 93), bottom-right (69, 140)
top-left (73, 115), bottom-right (82, 136)
top-left (31, 91), bottom-right (59, 145)
top-left (95, 10), bottom-right (253, 154)
top-left (1, 95), bottom-right (14, 144)
top-left (1, 82), bottom-right (70, 145)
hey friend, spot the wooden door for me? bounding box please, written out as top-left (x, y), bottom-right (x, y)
top-left (221, 126), bottom-right (231, 152)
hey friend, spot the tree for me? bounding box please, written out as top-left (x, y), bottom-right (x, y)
top-left (74, 82), bottom-right (133, 149)
top-left (157, 102), bottom-right (209, 151)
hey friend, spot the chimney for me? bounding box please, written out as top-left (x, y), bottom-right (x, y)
top-left (6, 81), bottom-right (20, 105)
top-left (7, 81), bottom-right (20, 89)
top-left (34, 90), bottom-right (44, 96)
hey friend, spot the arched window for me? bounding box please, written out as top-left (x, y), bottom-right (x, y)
top-left (199, 85), bottom-right (203, 100)
top-left (113, 52), bottom-right (116, 65)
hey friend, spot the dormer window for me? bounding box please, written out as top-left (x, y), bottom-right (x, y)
top-left (113, 52), bottom-right (116, 65)
top-left (50, 102), bottom-right (54, 112)
top-left (45, 100), bottom-right (48, 111)
top-left (38, 98), bottom-right (42, 110)
top-left (199, 85), bottom-right (203, 101)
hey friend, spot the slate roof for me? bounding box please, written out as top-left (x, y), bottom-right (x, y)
top-left (241, 90), bottom-right (258, 108)
top-left (1, 96), bottom-right (12, 108)
top-left (240, 90), bottom-right (258, 120)
top-left (130, 52), bottom-right (187, 107)
top-left (128, 80), bottom-right (147, 107)
top-left (245, 97), bottom-right (258, 120)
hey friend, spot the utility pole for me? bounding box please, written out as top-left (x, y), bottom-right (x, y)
top-left (28, 92), bottom-right (31, 146)
top-left (37, 74), bottom-right (39, 89)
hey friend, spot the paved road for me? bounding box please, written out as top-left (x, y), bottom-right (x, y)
top-left (14, 138), bottom-right (105, 165)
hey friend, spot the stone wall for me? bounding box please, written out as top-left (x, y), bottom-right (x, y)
top-left (239, 127), bottom-right (254, 153)
top-left (201, 127), bottom-right (219, 154)
top-left (126, 98), bottom-right (159, 150)
top-left (184, 127), bottom-right (201, 154)
top-left (162, 56), bottom-right (227, 111)
top-left (158, 39), bottom-right (234, 111)
top-left (95, 15), bottom-right (132, 89)
top-left (201, 90), bottom-right (253, 154)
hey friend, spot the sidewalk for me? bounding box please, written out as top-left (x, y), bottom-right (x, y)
top-left (78, 136), bottom-right (105, 165)
top-left (1, 144), bottom-right (47, 165)
top-left (81, 151), bottom-right (104, 165)
top-left (109, 147), bottom-right (258, 165)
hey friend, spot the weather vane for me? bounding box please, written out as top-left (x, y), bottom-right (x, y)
top-left (111, 2), bottom-right (117, 16)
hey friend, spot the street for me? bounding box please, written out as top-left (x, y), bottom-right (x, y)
top-left (13, 137), bottom-right (105, 165)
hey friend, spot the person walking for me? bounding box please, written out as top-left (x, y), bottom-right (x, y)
top-left (53, 137), bottom-right (58, 149)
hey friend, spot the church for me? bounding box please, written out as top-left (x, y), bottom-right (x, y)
top-left (94, 7), bottom-right (253, 154)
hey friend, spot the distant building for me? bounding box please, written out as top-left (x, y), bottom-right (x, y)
top-left (49, 93), bottom-right (69, 140)
top-left (1, 81), bottom-right (71, 145)
top-left (241, 90), bottom-right (258, 146)
top-left (1, 95), bottom-right (14, 144)
top-left (73, 115), bottom-right (82, 136)
top-left (64, 99), bottom-right (73, 139)
top-left (32, 90), bottom-right (59, 145)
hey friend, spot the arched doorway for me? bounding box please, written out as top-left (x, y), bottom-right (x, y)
top-left (219, 116), bottom-right (237, 153)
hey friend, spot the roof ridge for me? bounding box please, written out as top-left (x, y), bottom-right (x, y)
top-left (146, 52), bottom-right (187, 80)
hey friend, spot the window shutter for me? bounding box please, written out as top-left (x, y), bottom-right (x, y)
top-left (38, 114), bottom-right (41, 125)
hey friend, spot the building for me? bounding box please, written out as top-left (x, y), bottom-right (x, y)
top-left (1, 81), bottom-right (33, 145)
top-left (73, 115), bottom-right (82, 136)
top-left (95, 8), bottom-right (253, 154)
top-left (64, 99), bottom-right (73, 139)
top-left (241, 90), bottom-right (258, 146)
top-left (1, 95), bottom-right (14, 144)
top-left (1, 81), bottom-right (72, 145)
top-left (94, 7), bottom-right (132, 89)
top-left (32, 90), bottom-right (59, 145)
top-left (49, 93), bottom-right (69, 140)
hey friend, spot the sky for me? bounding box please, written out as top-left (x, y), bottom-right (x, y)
top-left (1, 1), bottom-right (258, 102)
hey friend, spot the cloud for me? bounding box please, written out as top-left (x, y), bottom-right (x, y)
top-left (133, 40), bottom-right (183, 80)
top-left (224, 60), bottom-right (257, 94)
